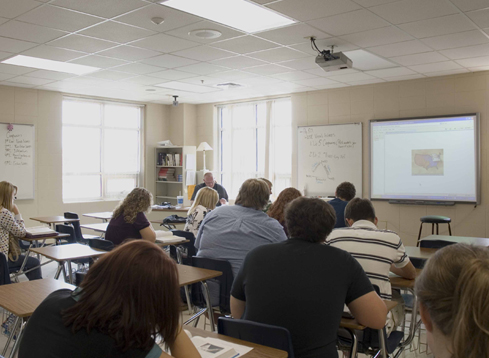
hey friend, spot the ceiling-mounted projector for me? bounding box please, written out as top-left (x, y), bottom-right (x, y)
top-left (310, 37), bottom-right (352, 72)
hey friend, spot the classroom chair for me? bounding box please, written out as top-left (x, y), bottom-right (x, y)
top-left (169, 230), bottom-right (196, 266)
top-left (63, 212), bottom-right (102, 243)
top-left (218, 317), bottom-right (295, 358)
top-left (416, 215), bottom-right (452, 247)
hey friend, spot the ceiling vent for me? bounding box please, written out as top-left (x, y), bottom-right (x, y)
top-left (216, 82), bottom-right (243, 90)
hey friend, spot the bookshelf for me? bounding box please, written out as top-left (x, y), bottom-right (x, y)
top-left (154, 146), bottom-right (196, 206)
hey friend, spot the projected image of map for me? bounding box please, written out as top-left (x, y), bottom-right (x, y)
top-left (412, 149), bottom-right (444, 176)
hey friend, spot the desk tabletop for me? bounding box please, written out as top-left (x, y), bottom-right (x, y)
top-left (389, 268), bottom-right (422, 289)
top-left (405, 246), bottom-right (437, 260)
top-left (80, 222), bottom-right (109, 233)
top-left (185, 326), bottom-right (287, 358)
top-left (22, 233), bottom-right (70, 242)
top-left (152, 206), bottom-right (190, 213)
top-left (422, 235), bottom-right (489, 246)
top-left (31, 243), bottom-right (107, 261)
top-left (83, 212), bottom-right (112, 220)
top-left (0, 279), bottom-right (75, 317)
top-left (30, 216), bottom-right (79, 224)
top-left (340, 300), bottom-right (398, 330)
top-left (177, 265), bottom-right (222, 286)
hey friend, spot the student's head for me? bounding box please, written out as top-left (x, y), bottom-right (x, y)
top-left (235, 178), bottom-right (270, 210)
top-left (113, 187), bottom-right (153, 224)
top-left (268, 187), bottom-right (302, 225)
top-left (335, 182), bottom-right (356, 201)
top-left (415, 244), bottom-right (489, 358)
top-left (344, 198), bottom-right (377, 225)
top-left (285, 197), bottom-right (336, 243)
top-left (189, 187), bottom-right (219, 213)
top-left (203, 172), bottom-right (215, 188)
top-left (0, 181), bottom-right (17, 212)
top-left (259, 178), bottom-right (273, 195)
top-left (62, 240), bottom-right (181, 351)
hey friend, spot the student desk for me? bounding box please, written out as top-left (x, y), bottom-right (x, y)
top-left (82, 211), bottom-right (112, 222)
top-left (404, 246), bottom-right (437, 261)
top-left (421, 234), bottom-right (489, 246)
top-left (79, 222), bottom-right (108, 237)
top-left (30, 216), bottom-right (79, 230)
top-left (0, 279), bottom-right (75, 358)
top-left (185, 326), bottom-right (288, 358)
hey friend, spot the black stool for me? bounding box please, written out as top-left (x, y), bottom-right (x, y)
top-left (417, 215), bottom-right (452, 247)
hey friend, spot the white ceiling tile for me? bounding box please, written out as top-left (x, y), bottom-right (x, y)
top-left (347, 78), bottom-right (385, 85)
top-left (468, 65), bottom-right (489, 72)
top-left (97, 45), bottom-right (161, 61)
top-left (0, 37), bottom-right (37, 53)
top-left (51, 0), bottom-right (147, 18)
top-left (141, 54), bottom-right (197, 68)
top-left (172, 46), bottom-right (236, 62)
top-left (87, 70), bottom-right (136, 80)
top-left (385, 74), bottom-right (425, 81)
top-left (0, 73), bottom-right (16, 81)
top-left (47, 35), bottom-right (117, 53)
top-left (248, 47), bottom-right (309, 62)
top-left (467, 9), bottom-right (489, 28)
top-left (0, 0), bottom-right (42, 19)
top-left (449, 0), bottom-right (489, 11)
top-left (1, 81), bottom-right (36, 88)
top-left (111, 62), bottom-right (164, 74)
top-left (211, 56), bottom-right (268, 69)
top-left (0, 21), bottom-right (67, 43)
top-left (114, 4), bottom-right (201, 32)
top-left (243, 64), bottom-right (292, 75)
top-left (455, 56), bottom-right (489, 67)
top-left (155, 81), bottom-right (219, 93)
top-left (366, 67), bottom-right (418, 78)
top-left (408, 61), bottom-right (463, 73)
top-left (304, 67), bottom-right (360, 77)
top-left (369, 0), bottom-right (457, 25)
top-left (0, 52), bottom-right (13, 61)
top-left (175, 63), bottom-right (230, 75)
top-left (440, 44), bottom-right (489, 60)
top-left (424, 68), bottom-right (470, 76)
top-left (207, 70), bottom-right (258, 81)
top-left (166, 20), bottom-right (245, 44)
top-left (80, 21), bottom-right (156, 43)
top-left (266, 0), bottom-right (361, 22)
top-left (340, 26), bottom-right (413, 47)
top-left (180, 76), bottom-right (222, 86)
top-left (131, 33), bottom-right (199, 53)
top-left (21, 45), bottom-right (87, 61)
top-left (307, 10), bottom-right (389, 36)
top-left (352, 0), bottom-right (401, 6)
top-left (291, 38), bottom-right (359, 56)
top-left (398, 14), bottom-right (477, 39)
top-left (0, 18), bottom-right (8, 26)
top-left (149, 69), bottom-right (196, 80)
top-left (344, 49), bottom-right (397, 70)
top-left (390, 52), bottom-right (448, 66)
top-left (17, 5), bottom-right (104, 32)
top-left (421, 30), bottom-right (489, 50)
top-left (255, 23), bottom-right (330, 46)
top-left (237, 76), bottom-right (283, 86)
top-left (25, 69), bottom-right (76, 80)
top-left (70, 55), bottom-right (129, 68)
top-left (0, 63), bottom-right (36, 75)
top-left (327, 72), bottom-right (378, 82)
top-left (7, 75), bottom-right (54, 85)
top-left (367, 40), bottom-right (433, 57)
top-left (211, 36), bottom-right (279, 54)
top-left (277, 58), bottom-right (318, 70)
top-left (293, 77), bottom-right (341, 86)
top-left (313, 83), bottom-right (350, 90)
top-left (270, 71), bottom-right (317, 81)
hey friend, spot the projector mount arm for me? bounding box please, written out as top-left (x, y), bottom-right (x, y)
top-left (310, 37), bottom-right (338, 61)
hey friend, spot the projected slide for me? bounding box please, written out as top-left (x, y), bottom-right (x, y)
top-left (370, 114), bottom-right (479, 203)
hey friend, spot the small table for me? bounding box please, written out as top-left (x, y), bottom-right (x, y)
top-left (83, 212), bottom-right (112, 222)
top-left (30, 216), bottom-right (79, 230)
top-left (0, 279), bottom-right (75, 358)
top-left (31, 244), bottom-right (108, 284)
top-left (405, 246), bottom-right (437, 261)
top-left (80, 222), bottom-right (108, 237)
top-left (178, 265), bottom-right (222, 332)
top-left (421, 234), bottom-right (489, 246)
top-left (185, 326), bottom-right (288, 358)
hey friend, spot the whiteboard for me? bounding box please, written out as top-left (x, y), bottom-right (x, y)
top-left (298, 123), bottom-right (362, 197)
top-left (0, 123), bottom-right (35, 199)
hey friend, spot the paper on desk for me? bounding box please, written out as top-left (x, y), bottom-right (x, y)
top-left (192, 336), bottom-right (253, 357)
top-left (186, 171), bottom-right (196, 185)
top-left (186, 154), bottom-right (196, 170)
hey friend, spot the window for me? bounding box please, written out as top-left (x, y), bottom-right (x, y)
top-left (62, 98), bottom-right (143, 202)
top-left (218, 98), bottom-right (292, 199)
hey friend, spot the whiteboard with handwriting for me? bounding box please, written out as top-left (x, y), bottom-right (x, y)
top-left (0, 123), bottom-right (35, 199)
top-left (298, 123), bottom-right (362, 197)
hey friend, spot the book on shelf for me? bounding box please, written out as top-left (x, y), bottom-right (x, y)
top-left (25, 226), bottom-right (58, 238)
top-left (158, 168), bottom-right (176, 181)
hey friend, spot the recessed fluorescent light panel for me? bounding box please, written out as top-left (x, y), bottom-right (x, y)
top-left (160, 0), bottom-right (295, 33)
top-left (1, 55), bottom-right (100, 75)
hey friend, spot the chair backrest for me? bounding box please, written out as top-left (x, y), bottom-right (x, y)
top-left (64, 212), bottom-right (84, 242)
top-left (170, 230), bottom-right (196, 265)
top-left (55, 224), bottom-right (77, 244)
top-left (191, 256), bottom-right (233, 314)
top-left (88, 238), bottom-right (114, 251)
top-left (420, 239), bottom-right (455, 249)
top-left (0, 253), bottom-right (11, 285)
top-left (218, 317), bottom-right (295, 358)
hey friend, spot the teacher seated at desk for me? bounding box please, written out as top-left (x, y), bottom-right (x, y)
top-left (105, 188), bottom-right (156, 246)
top-left (190, 172), bottom-right (228, 206)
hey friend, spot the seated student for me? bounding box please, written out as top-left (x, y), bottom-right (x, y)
top-left (267, 187), bottom-right (302, 236)
top-left (190, 172), bottom-right (228, 206)
top-left (259, 178), bottom-right (273, 213)
top-left (184, 186), bottom-right (219, 237)
top-left (0, 181), bottom-right (42, 280)
top-left (105, 187), bottom-right (156, 245)
top-left (195, 178), bottom-right (287, 277)
top-left (328, 182), bottom-right (356, 228)
top-left (416, 243), bottom-right (489, 358)
top-left (19, 240), bottom-right (200, 358)
top-left (231, 197), bottom-right (387, 358)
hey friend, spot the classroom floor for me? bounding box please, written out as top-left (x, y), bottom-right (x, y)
top-left (1, 258), bottom-right (434, 358)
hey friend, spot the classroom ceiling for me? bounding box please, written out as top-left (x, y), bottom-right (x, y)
top-left (1, 0), bottom-right (489, 105)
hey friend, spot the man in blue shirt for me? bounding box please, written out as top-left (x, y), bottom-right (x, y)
top-left (328, 182), bottom-right (356, 228)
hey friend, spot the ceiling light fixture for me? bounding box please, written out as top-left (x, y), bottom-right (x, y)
top-left (1, 55), bottom-right (100, 75)
top-left (151, 17), bottom-right (165, 25)
top-left (172, 95), bottom-right (179, 106)
top-left (189, 29), bottom-right (222, 39)
top-left (159, 0), bottom-right (295, 33)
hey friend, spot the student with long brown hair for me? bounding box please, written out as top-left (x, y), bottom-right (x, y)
top-left (267, 187), bottom-right (302, 235)
top-left (19, 240), bottom-right (200, 358)
top-left (415, 243), bottom-right (489, 358)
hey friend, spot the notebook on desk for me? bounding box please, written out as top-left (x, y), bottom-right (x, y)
top-left (25, 226), bottom-right (59, 238)
top-left (155, 231), bottom-right (186, 244)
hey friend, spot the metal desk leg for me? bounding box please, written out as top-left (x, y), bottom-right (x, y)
top-left (343, 328), bottom-right (357, 358)
top-left (378, 329), bottom-right (388, 358)
top-left (174, 247), bottom-right (193, 313)
top-left (2, 316), bottom-right (20, 356)
top-left (201, 280), bottom-right (215, 332)
top-left (54, 263), bottom-right (63, 279)
top-left (8, 320), bottom-right (26, 358)
top-left (67, 260), bottom-right (74, 284)
top-left (399, 288), bottom-right (418, 348)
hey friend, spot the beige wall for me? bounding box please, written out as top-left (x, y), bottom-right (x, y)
top-left (195, 70), bottom-right (489, 246)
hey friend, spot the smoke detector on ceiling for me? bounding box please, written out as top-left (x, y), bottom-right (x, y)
top-left (189, 29), bottom-right (222, 39)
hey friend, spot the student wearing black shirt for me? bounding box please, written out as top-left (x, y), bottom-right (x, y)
top-left (231, 197), bottom-right (387, 358)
